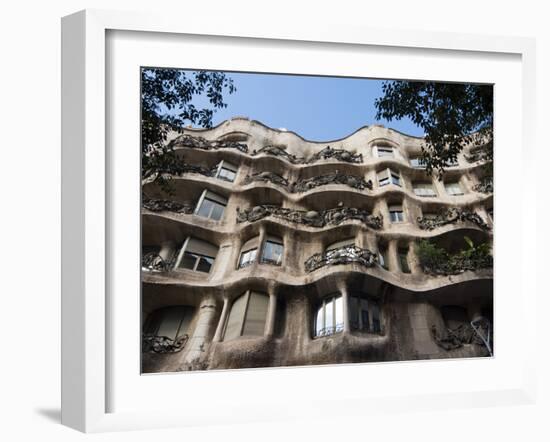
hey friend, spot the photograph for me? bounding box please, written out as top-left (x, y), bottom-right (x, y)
top-left (140, 68), bottom-right (494, 373)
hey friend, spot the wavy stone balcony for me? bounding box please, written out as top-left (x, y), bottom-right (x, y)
top-left (304, 245), bottom-right (378, 272)
top-left (236, 204), bottom-right (383, 229)
top-left (417, 208), bottom-right (491, 231)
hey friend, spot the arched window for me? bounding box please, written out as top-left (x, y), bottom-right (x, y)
top-left (238, 236), bottom-right (260, 268)
top-left (314, 294), bottom-right (343, 337)
top-left (224, 291), bottom-right (269, 340)
top-left (143, 306), bottom-right (195, 340)
top-left (349, 293), bottom-right (381, 333)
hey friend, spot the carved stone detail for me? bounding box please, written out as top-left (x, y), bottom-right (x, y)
top-left (142, 334), bottom-right (189, 353)
top-left (142, 195), bottom-right (195, 214)
top-left (431, 317), bottom-right (492, 354)
top-left (141, 252), bottom-right (175, 273)
top-left (306, 146), bottom-right (363, 164)
top-left (473, 177), bottom-right (493, 194)
top-left (292, 172), bottom-right (372, 192)
top-left (417, 208), bottom-right (490, 231)
top-left (252, 145), bottom-right (303, 163)
top-left (169, 134), bottom-right (248, 153)
top-left (242, 171), bottom-right (290, 188)
top-left (305, 245), bottom-right (378, 272)
top-left (237, 204), bottom-right (382, 229)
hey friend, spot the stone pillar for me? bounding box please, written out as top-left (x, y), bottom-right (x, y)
top-left (257, 224), bottom-right (267, 262)
top-left (338, 282), bottom-right (350, 333)
top-left (159, 241), bottom-right (175, 261)
top-left (182, 296), bottom-right (218, 366)
top-left (213, 297), bottom-right (230, 343)
top-left (264, 285), bottom-right (278, 338)
top-left (408, 240), bottom-right (422, 274)
top-left (387, 240), bottom-right (400, 272)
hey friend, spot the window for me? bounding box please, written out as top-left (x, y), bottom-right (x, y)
top-left (143, 306), bottom-right (194, 340)
top-left (349, 294), bottom-right (381, 333)
top-left (214, 160), bottom-right (238, 182)
top-left (398, 248), bottom-right (411, 273)
top-left (377, 168), bottom-right (401, 187)
top-left (177, 237), bottom-right (218, 273)
top-left (375, 145), bottom-right (394, 158)
top-left (413, 182), bottom-right (437, 197)
top-left (378, 245), bottom-right (389, 270)
top-left (261, 236), bottom-right (284, 265)
top-left (195, 190), bottom-right (227, 220)
top-left (410, 157), bottom-right (426, 169)
top-left (224, 291), bottom-right (269, 340)
top-left (389, 204), bottom-right (404, 223)
top-left (445, 182), bottom-right (464, 196)
top-left (445, 159), bottom-right (459, 167)
top-left (239, 248), bottom-right (257, 268)
top-left (314, 294), bottom-right (344, 337)
top-left (487, 207), bottom-right (493, 221)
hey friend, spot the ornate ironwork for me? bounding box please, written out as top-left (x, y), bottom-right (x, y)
top-left (141, 252), bottom-right (174, 272)
top-left (142, 195), bottom-right (195, 214)
top-left (305, 245), bottom-right (378, 272)
top-left (473, 176), bottom-right (493, 194)
top-left (417, 208), bottom-right (491, 231)
top-left (236, 204), bottom-right (383, 229)
top-left (142, 333), bottom-right (189, 353)
top-left (306, 146), bottom-right (363, 164)
top-left (431, 317), bottom-right (492, 355)
top-left (292, 172), bottom-right (372, 192)
top-left (251, 145), bottom-right (303, 163)
top-left (169, 133), bottom-right (248, 153)
top-left (242, 171), bottom-right (290, 188)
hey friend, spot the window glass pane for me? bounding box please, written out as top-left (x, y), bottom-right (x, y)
top-left (378, 250), bottom-right (387, 269)
top-left (390, 171), bottom-right (401, 186)
top-left (349, 297), bottom-right (359, 330)
top-left (218, 168), bottom-right (236, 182)
top-left (324, 299), bottom-right (334, 334)
top-left (334, 296), bottom-right (343, 332)
top-left (445, 183), bottom-right (463, 195)
top-left (377, 146), bottom-right (393, 157)
top-left (195, 256), bottom-right (214, 273)
top-left (315, 306), bottom-right (324, 337)
top-left (242, 292), bottom-right (269, 336)
top-left (410, 157), bottom-right (425, 168)
top-left (262, 241), bottom-right (284, 265)
top-left (360, 299), bottom-right (370, 331)
top-left (209, 201), bottom-right (225, 220)
top-left (379, 177), bottom-right (389, 186)
top-left (156, 308), bottom-right (184, 340)
top-left (239, 249), bottom-right (257, 268)
top-left (196, 198), bottom-right (213, 217)
top-left (224, 294), bottom-right (247, 340)
top-left (179, 252), bottom-right (198, 270)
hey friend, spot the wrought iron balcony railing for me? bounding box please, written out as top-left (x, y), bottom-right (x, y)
top-left (237, 204), bottom-right (383, 229)
top-left (417, 208), bottom-right (491, 231)
top-left (305, 245), bottom-right (378, 272)
top-left (142, 333), bottom-right (189, 353)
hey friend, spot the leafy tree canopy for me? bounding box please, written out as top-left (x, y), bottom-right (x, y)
top-left (141, 68), bottom-right (236, 184)
top-left (375, 81), bottom-right (493, 178)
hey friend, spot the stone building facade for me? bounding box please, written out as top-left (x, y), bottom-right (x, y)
top-left (141, 117), bottom-right (493, 373)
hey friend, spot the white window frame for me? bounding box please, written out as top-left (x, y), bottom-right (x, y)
top-left (314, 294), bottom-right (344, 337)
top-left (413, 182), bottom-right (437, 197)
top-left (389, 204), bottom-right (405, 223)
top-left (374, 145), bottom-right (394, 158)
top-left (377, 168), bottom-right (401, 187)
top-left (194, 189), bottom-right (228, 220)
top-left (214, 160), bottom-right (238, 182)
top-left (174, 237), bottom-right (218, 273)
top-left (445, 181), bottom-right (464, 196)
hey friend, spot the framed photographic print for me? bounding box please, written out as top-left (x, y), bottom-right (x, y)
top-left (62, 9), bottom-right (537, 433)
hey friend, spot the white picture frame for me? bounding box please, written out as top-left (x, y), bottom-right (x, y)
top-left (61, 9), bottom-right (537, 433)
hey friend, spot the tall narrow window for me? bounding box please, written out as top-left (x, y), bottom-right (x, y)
top-left (238, 236), bottom-right (259, 269)
top-left (214, 160), bottom-right (238, 182)
top-left (389, 204), bottom-right (404, 223)
top-left (377, 168), bottom-right (401, 187)
top-left (223, 291), bottom-right (269, 340)
top-left (378, 245), bottom-right (389, 270)
top-left (261, 236), bottom-right (284, 265)
top-left (314, 295), bottom-right (344, 337)
top-left (445, 182), bottom-right (464, 196)
top-left (413, 182), bottom-right (437, 197)
top-left (398, 247), bottom-right (411, 273)
top-left (195, 190), bottom-right (227, 221)
top-left (177, 237), bottom-right (218, 273)
top-left (349, 293), bottom-right (382, 333)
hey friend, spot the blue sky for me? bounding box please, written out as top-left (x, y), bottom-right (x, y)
top-left (195, 71), bottom-right (424, 141)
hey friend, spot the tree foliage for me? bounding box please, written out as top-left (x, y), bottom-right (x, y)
top-left (141, 68), bottom-right (236, 187)
top-left (375, 81), bottom-right (493, 178)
